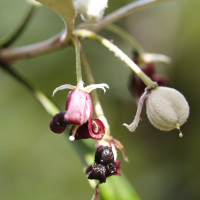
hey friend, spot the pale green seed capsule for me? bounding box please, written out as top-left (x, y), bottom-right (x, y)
top-left (146, 87), bottom-right (189, 136)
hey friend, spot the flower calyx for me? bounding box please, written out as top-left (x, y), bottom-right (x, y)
top-left (50, 83), bottom-right (109, 141)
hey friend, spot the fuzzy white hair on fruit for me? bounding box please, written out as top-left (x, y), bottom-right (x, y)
top-left (146, 87), bottom-right (189, 135)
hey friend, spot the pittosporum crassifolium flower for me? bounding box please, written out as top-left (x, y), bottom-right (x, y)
top-left (50, 88), bottom-right (105, 140)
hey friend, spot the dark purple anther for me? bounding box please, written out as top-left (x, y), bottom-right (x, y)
top-left (95, 146), bottom-right (114, 166)
top-left (106, 163), bottom-right (116, 177)
top-left (86, 145), bottom-right (120, 183)
top-left (87, 164), bottom-right (107, 183)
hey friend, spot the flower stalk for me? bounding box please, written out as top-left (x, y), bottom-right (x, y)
top-left (105, 24), bottom-right (145, 56)
top-left (81, 0), bottom-right (172, 33)
top-left (74, 29), bottom-right (156, 87)
top-left (104, 24), bottom-right (171, 64)
top-left (80, 48), bottom-right (111, 136)
top-left (74, 35), bottom-right (84, 89)
top-left (0, 0), bottom-right (172, 64)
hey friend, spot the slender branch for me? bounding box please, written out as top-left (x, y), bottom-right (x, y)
top-left (0, 61), bottom-right (59, 116)
top-left (74, 36), bottom-right (83, 88)
top-left (80, 48), bottom-right (111, 136)
top-left (105, 24), bottom-right (145, 56)
top-left (75, 29), bottom-right (156, 87)
top-left (79, 24), bottom-right (171, 64)
top-left (91, 183), bottom-right (100, 200)
top-left (0, 0), bottom-right (172, 65)
top-left (0, 31), bottom-right (68, 64)
top-left (106, 24), bottom-right (172, 64)
top-left (79, 0), bottom-right (172, 32)
top-left (0, 4), bottom-right (37, 48)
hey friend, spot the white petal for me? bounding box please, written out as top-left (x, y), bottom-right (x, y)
top-left (123, 88), bottom-right (150, 132)
top-left (26, 0), bottom-right (42, 6)
top-left (52, 84), bottom-right (76, 96)
top-left (123, 123), bottom-right (136, 132)
top-left (73, 0), bottom-right (108, 23)
top-left (84, 83), bottom-right (109, 93)
top-left (142, 53), bottom-right (171, 64)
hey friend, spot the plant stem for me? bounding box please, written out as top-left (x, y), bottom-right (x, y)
top-left (74, 29), bottom-right (155, 87)
top-left (105, 24), bottom-right (145, 55)
top-left (92, 183), bottom-right (100, 200)
top-left (0, 31), bottom-right (68, 64)
top-left (80, 48), bottom-right (110, 136)
top-left (74, 36), bottom-right (83, 89)
top-left (0, 4), bottom-right (37, 48)
top-left (0, 0), bottom-right (172, 64)
top-left (0, 61), bottom-right (59, 116)
top-left (80, 0), bottom-right (172, 33)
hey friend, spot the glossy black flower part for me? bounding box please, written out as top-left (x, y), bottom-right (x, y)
top-left (95, 146), bottom-right (114, 166)
top-left (50, 88), bottom-right (105, 140)
top-left (87, 164), bottom-right (107, 183)
top-left (86, 145), bottom-right (120, 183)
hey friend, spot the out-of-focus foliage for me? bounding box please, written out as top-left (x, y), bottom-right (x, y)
top-left (0, 0), bottom-right (200, 200)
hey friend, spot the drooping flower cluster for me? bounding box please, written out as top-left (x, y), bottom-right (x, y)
top-left (49, 83), bottom-right (109, 141)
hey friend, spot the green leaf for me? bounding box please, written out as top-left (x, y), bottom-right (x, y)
top-left (99, 173), bottom-right (141, 200)
top-left (36, 0), bottom-right (75, 43)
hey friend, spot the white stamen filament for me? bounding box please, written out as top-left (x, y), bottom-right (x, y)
top-left (69, 125), bottom-right (80, 141)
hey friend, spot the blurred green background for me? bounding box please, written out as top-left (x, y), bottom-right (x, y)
top-left (0, 0), bottom-right (200, 199)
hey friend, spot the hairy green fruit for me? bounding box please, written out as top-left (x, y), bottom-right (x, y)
top-left (146, 87), bottom-right (189, 136)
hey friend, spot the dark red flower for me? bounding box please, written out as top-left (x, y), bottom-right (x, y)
top-left (129, 62), bottom-right (167, 103)
top-left (50, 88), bottom-right (105, 140)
